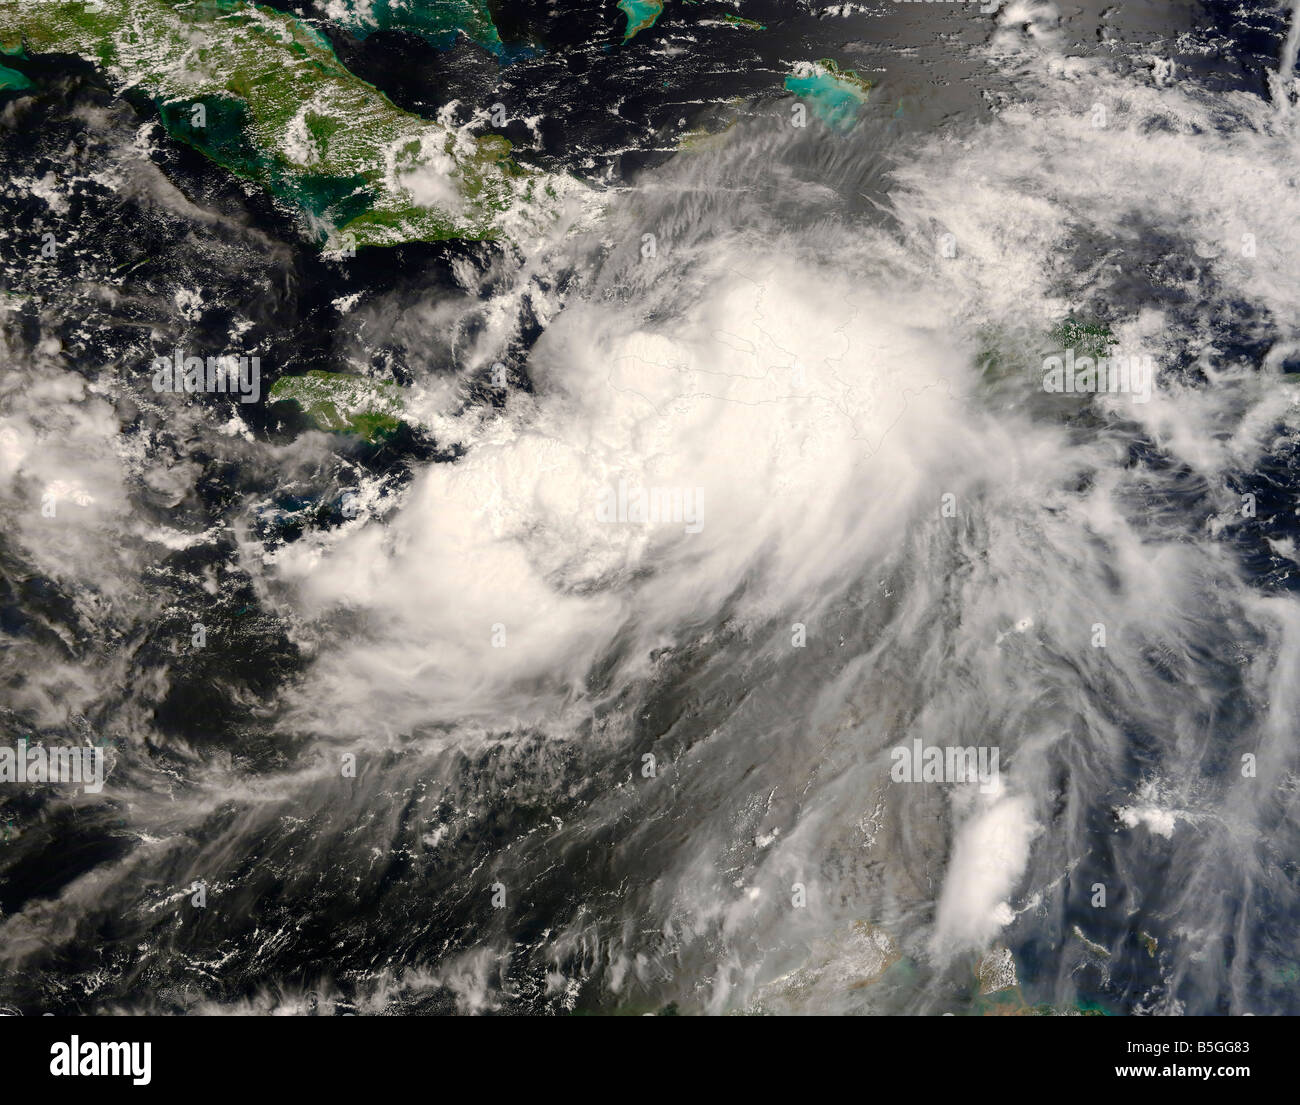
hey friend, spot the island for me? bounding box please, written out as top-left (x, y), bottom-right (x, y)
top-left (0, 1), bottom-right (566, 250)
top-left (268, 370), bottom-right (405, 442)
top-left (618, 0), bottom-right (665, 43)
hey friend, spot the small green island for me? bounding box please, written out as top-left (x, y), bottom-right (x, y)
top-left (1050, 318), bottom-right (1118, 358)
top-left (269, 370), bottom-right (405, 442)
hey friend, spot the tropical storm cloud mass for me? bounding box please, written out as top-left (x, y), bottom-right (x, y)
top-left (1, 0), bottom-right (1299, 1022)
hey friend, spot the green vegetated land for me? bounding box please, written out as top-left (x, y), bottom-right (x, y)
top-left (268, 370), bottom-right (405, 442)
top-left (1050, 317), bottom-right (1118, 358)
top-left (0, 1), bottom-right (563, 249)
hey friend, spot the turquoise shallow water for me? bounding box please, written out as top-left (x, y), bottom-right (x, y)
top-left (783, 67), bottom-right (870, 131)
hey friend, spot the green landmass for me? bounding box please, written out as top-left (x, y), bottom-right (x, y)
top-left (784, 59), bottom-right (872, 131)
top-left (721, 13), bottom-right (764, 30)
top-left (618, 0), bottom-right (665, 42)
top-left (0, 1), bottom-right (561, 249)
top-left (269, 370), bottom-right (404, 441)
top-left (1051, 318), bottom-right (1118, 359)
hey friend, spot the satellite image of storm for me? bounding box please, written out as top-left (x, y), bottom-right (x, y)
top-left (0, 0), bottom-right (1298, 1036)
